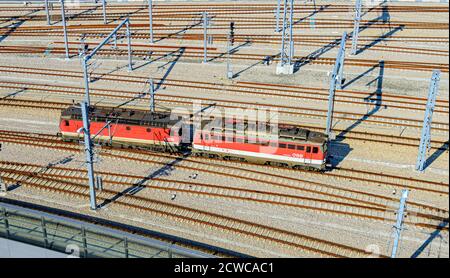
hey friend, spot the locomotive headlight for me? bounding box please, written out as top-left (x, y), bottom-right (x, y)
top-left (76, 127), bottom-right (84, 134)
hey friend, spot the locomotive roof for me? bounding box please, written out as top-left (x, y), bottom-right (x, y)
top-left (198, 119), bottom-right (327, 145)
top-left (279, 126), bottom-right (327, 144)
top-left (61, 106), bottom-right (182, 128)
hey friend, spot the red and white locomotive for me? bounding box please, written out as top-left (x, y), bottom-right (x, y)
top-left (59, 106), bottom-right (328, 170)
top-left (192, 118), bottom-right (328, 170)
top-left (59, 106), bottom-right (183, 150)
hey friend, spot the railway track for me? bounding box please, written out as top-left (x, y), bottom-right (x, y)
top-left (1, 77), bottom-right (448, 118)
top-left (1, 17), bottom-right (448, 31)
top-left (2, 26), bottom-right (447, 44)
top-left (0, 83), bottom-right (448, 136)
top-left (0, 129), bottom-right (448, 211)
top-left (0, 159), bottom-right (447, 233)
top-left (0, 43), bottom-right (447, 73)
top-left (1, 32), bottom-right (447, 59)
top-left (1, 2), bottom-right (448, 9)
top-left (1, 95), bottom-right (447, 151)
top-left (1, 3), bottom-right (448, 26)
top-left (2, 37), bottom-right (449, 60)
top-left (2, 2), bottom-right (447, 60)
top-left (0, 161), bottom-right (384, 258)
top-left (2, 3), bottom-right (448, 13)
top-left (2, 78), bottom-right (448, 114)
top-left (1, 69), bottom-right (448, 133)
top-left (0, 70), bottom-right (448, 151)
top-left (1, 65), bottom-right (448, 113)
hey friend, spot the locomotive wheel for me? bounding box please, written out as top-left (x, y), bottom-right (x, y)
top-left (266, 161), bottom-right (288, 168)
top-left (232, 157), bottom-right (247, 162)
top-left (277, 162), bottom-right (289, 168)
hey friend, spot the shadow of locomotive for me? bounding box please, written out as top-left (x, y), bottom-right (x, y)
top-left (326, 141), bottom-right (353, 170)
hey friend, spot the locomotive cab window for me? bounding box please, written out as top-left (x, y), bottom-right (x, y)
top-left (313, 147), bottom-right (319, 154)
top-left (64, 120), bottom-right (69, 126)
top-left (279, 143), bottom-right (287, 148)
top-left (288, 144), bottom-right (295, 150)
top-left (297, 145), bottom-right (305, 151)
top-left (306, 146), bottom-right (311, 153)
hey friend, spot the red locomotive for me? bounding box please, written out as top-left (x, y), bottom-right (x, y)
top-left (59, 106), bottom-right (183, 151)
top-left (192, 119), bottom-right (328, 170)
top-left (59, 106), bottom-right (328, 170)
